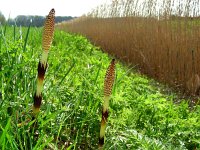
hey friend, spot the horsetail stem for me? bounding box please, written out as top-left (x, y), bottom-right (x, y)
top-left (41, 8), bottom-right (55, 67)
top-left (33, 9), bottom-right (55, 116)
top-left (99, 59), bottom-right (116, 149)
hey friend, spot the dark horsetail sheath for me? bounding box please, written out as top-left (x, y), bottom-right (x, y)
top-left (99, 59), bottom-right (116, 149)
top-left (33, 9), bottom-right (55, 116)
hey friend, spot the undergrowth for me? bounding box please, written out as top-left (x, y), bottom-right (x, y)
top-left (0, 25), bottom-right (199, 149)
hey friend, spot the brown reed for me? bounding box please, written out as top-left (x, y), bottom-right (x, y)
top-left (56, 0), bottom-right (200, 99)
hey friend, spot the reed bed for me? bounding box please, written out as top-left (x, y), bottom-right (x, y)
top-left (57, 0), bottom-right (200, 100)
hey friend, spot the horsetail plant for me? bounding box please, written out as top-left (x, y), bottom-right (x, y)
top-left (99, 59), bottom-right (116, 149)
top-left (33, 8), bottom-right (55, 117)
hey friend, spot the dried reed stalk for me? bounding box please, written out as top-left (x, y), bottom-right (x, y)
top-left (58, 12), bottom-right (200, 97)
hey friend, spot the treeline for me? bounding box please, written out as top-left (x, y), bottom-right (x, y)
top-left (0, 11), bottom-right (6, 25)
top-left (0, 11), bottom-right (75, 27)
top-left (8, 15), bottom-right (75, 27)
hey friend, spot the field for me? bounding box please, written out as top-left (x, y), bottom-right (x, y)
top-left (0, 24), bottom-right (200, 149)
top-left (57, 0), bottom-right (200, 99)
top-left (57, 16), bottom-right (200, 99)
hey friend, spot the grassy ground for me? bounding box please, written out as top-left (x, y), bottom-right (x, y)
top-left (0, 26), bottom-right (200, 149)
top-left (57, 16), bottom-right (200, 97)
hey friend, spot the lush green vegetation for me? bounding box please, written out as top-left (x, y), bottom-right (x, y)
top-left (59, 0), bottom-right (200, 98)
top-left (0, 26), bottom-right (199, 150)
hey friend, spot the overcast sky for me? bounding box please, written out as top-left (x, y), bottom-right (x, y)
top-left (0, 0), bottom-right (110, 19)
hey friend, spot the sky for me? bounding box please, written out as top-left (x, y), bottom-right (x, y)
top-left (0, 0), bottom-right (110, 19)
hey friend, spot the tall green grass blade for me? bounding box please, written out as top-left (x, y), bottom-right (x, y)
top-left (58, 60), bottom-right (75, 86)
top-left (23, 21), bottom-right (31, 52)
top-left (3, 21), bottom-right (7, 36)
top-left (0, 118), bottom-right (11, 149)
top-left (13, 23), bottom-right (16, 42)
top-left (0, 24), bottom-right (10, 64)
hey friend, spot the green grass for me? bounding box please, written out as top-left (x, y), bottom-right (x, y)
top-left (0, 25), bottom-right (200, 150)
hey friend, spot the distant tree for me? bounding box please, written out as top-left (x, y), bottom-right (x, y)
top-left (0, 11), bottom-right (6, 25)
top-left (15, 15), bottom-right (29, 26)
top-left (55, 16), bottom-right (74, 23)
top-left (31, 16), bottom-right (45, 27)
top-left (7, 18), bottom-right (15, 26)
top-left (9, 15), bottom-right (75, 27)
